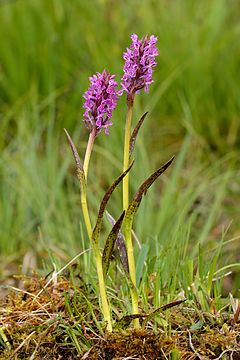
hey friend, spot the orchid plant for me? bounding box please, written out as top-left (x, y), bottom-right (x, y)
top-left (65, 34), bottom-right (174, 332)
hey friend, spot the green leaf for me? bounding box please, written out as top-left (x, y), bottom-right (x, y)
top-left (102, 211), bottom-right (125, 277)
top-left (190, 319), bottom-right (204, 331)
top-left (114, 299), bottom-right (186, 330)
top-left (182, 259), bottom-right (194, 289)
top-left (106, 211), bottom-right (129, 273)
top-left (125, 157), bottom-right (174, 232)
top-left (147, 299), bottom-right (186, 320)
top-left (130, 111), bottom-right (148, 156)
top-left (207, 236), bottom-right (224, 295)
top-left (92, 161), bottom-right (134, 246)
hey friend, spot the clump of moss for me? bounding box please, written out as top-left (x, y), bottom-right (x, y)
top-left (87, 325), bottom-right (240, 359)
top-left (87, 329), bottom-right (177, 359)
top-left (0, 273), bottom-right (240, 359)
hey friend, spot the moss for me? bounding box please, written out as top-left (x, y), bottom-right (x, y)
top-left (0, 274), bottom-right (240, 359)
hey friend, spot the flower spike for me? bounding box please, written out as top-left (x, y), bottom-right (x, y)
top-left (83, 70), bottom-right (119, 135)
top-left (120, 34), bottom-right (159, 99)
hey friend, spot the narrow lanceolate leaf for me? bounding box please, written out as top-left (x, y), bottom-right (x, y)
top-left (92, 161), bottom-right (134, 245)
top-left (130, 111), bottom-right (148, 156)
top-left (148, 299), bottom-right (186, 319)
top-left (64, 128), bottom-right (84, 176)
top-left (102, 211), bottom-right (125, 277)
top-left (114, 299), bottom-right (186, 330)
top-left (125, 156), bottom-right (175, 226)
top-left (106, 212), bottom-right (129, 273)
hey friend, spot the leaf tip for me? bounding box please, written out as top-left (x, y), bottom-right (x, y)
top-left (64, 128), bottom-right (83, 172)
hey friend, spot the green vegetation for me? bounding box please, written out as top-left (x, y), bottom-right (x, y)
top-left (0, 0), bottom-right (240, 358)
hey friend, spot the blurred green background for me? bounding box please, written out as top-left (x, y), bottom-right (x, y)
top-left (0, 0), bottom-right (239, 291)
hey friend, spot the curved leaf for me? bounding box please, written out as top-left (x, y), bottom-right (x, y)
top-left (130, 111), bottom-right (148, 156)
top-left (92, 161), bottom-right (134, 246)
top-left (64, 128), bottom-right (84, 175)
top-left (106, 212), bottom-right (129, 273)
top-left (102, 211), bottom-right (125, 277)
top-left (125, 156), bottom-right (175, 227)
top-left (114, 299), bottom-right (186, 330)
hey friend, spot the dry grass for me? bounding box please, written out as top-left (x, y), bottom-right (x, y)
top-left (0, 273), bottom-right (239, 359)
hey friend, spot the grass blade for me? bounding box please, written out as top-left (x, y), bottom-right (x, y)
top-left (136, 243), bottom-right (149, 287)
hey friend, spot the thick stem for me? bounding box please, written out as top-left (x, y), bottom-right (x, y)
top-left (123, 103), bottom-right (133, 210)
top-left (123, 95), bottom-right (139, 328)
top-left (80, 176), bottom-right (92, 241)
top-left (83, 128), bottom-right (96, 181)
top-left (94, 246), bottom-right (112, 331)
top-left (80, 129), bottom-right (96, 241)
top-left (82, 127), bottom-right (112, 331)
top-left (125, 220), bottom-right (139, 328)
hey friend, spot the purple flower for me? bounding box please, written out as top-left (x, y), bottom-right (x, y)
top-left (83, 70), bottom-right (119, 135)
top-left (120, 34), bottom-right (159, 98)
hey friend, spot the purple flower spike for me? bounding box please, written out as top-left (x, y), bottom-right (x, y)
top-left (83, 70), bottom-right (119, 135)
top-left (120, 34), bottom-right (159, 99)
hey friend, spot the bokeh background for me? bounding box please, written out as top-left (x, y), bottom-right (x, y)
top-left (0, 0), bottom-right (239, 292)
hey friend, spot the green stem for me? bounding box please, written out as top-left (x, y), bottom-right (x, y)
top-left (82, 127), bottom-right (112, 331)
top-left (123, 102), bottom-right (133, 210)
top-left (80, 128), bottom-right (96, 240)
top-left (123, 95), bottom-right (139, 328)
top-left (94, 245), bottom-right (112, 331)
top-left (125, 219), bottom-right (139, 328)
top-left (83, 128), bottom-right (96, 181)
top-left (80, 175), bottom-right (92, 241)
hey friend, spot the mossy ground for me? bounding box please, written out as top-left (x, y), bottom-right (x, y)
top-left (0, 274), bottom-right (239, 359)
